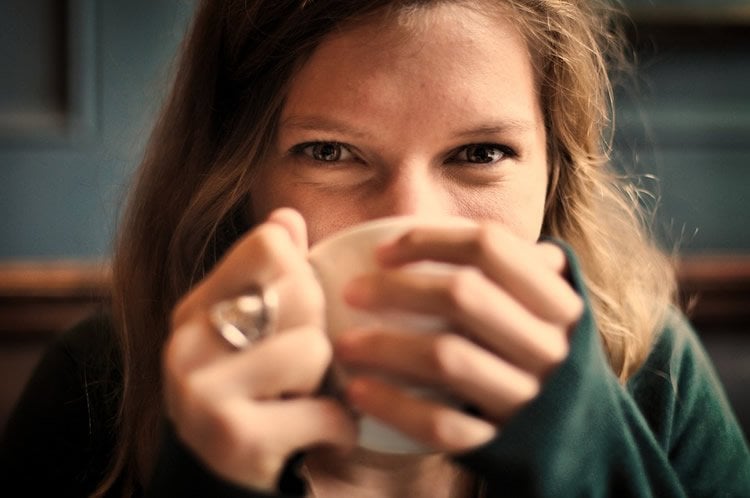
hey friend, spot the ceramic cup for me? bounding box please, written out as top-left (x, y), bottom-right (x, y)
top-left (308, 215), bottom-right (475, 453)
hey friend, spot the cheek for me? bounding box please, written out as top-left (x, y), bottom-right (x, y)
top-left (249, 176), bottom-right (362, 246)
top-left (460, 193), bottom-right (544, 242)
top-left (456, 172), bottom-right (548, 242)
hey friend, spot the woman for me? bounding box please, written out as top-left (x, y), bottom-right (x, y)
top-left (2, 0), bottom-right (748, 496)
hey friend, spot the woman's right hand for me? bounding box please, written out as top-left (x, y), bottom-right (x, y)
top-left (163, 208), bottom-right (357, 491)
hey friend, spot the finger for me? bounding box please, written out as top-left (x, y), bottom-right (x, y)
top-left (345, 268), bottom-right (568, 376)
top-left (535, 241), bottom-right (568, 274)
top-left (267, 207), bottom-right (309, 254)
top-left (165, 316), bottom-right (230, 378)
top-left (255, 398), bottom-right (358, 452)
top-left (336, 328), bottom-right (540, 421)
top-left (173, 221), bottom-right (307, 329)
top-left (193, 326), bottom-right (333, 400)
top-left (185, 397), bottom-right (356, 491)
top-left (376, 225), bottom-right (582, 326)
top-left (346, 376), bottom-right (496, 453)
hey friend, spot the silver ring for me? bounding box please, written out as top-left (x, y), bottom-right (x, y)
top-left (210, 285), bottom-right (278, 349)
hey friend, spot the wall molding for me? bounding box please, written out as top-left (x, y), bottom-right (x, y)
top-left (628, 6), bottom-right (750, 29)
top-left (0, 0), bottom-right (97, 146)
top-left (0, 261), bottom-right (109, 338)
top-left (1, 257), bottom-right (748, 338)
top-left (616, 6), bottom-right (750, 150)
top-left (677, 255), bottom-right (750, 330)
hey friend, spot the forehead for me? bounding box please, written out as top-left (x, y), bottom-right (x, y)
top-left (281, 3), bottom-right (541, 135)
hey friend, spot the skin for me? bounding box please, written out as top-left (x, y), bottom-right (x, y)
top-left (166, 4), bottom-right (583, 496)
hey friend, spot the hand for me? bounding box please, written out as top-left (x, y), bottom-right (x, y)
top-left (334, 223), bottom-right (583, 453)
top-left (163, 208), bottom-right (357, 491)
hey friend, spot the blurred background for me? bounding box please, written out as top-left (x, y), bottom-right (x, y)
top-left (1, 0), bottom-right (749, 437)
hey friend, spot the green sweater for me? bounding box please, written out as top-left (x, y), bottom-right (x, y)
top-left (456, 284), bottom-right (750, 496)
top-left (2, 252), bottom-right (749, 497)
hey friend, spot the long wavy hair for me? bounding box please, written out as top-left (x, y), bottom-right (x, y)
top-left (99, 0), bottom-right (675, 495)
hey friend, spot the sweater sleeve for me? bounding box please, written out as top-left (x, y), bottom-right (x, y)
top-left (454, 246), bottom-right (750, 497)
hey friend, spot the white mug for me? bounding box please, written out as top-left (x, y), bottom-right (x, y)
top-left (308, 215), bottom-right (475, 453)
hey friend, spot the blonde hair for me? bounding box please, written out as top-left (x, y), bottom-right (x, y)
top-left (100, 0), bottom-right (675, 495)
top-left (503, 0), bottom-right (675, 379)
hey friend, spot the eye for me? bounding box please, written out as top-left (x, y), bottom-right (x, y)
top-left (449, 143), bottom-right (515, 165)
top-left (292, 141), bottom-right (355, 162)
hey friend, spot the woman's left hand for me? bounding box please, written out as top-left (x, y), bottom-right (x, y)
top-left (334, 223), bottom-right (584, 452)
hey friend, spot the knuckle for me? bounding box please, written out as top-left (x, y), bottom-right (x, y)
top-left (162, 334), bottom-right (182, 374)
top-left (301, 274), bottom-right (326, 316)
top-left (171, 293), bottom-right (201, 330)
top-left (423, 409), bottom-right (459, 447)
top-left (171, 298), bottom-right (188, 328)
top-left (429, 335), bottom-right (467, 383)
top-left (172, 394), bottom-right (286, 485)
top-left (473, 224), bottom-right (508, 263)
top-left (537, 242), bottom-right (567, 270)
top-left (568, 294), bottom-right (585, 322)
top-left (274, 268), bottom-right (326, 330)
top-left (250, 452), bottom-right (286, 483)
top-left (209, 404), bottom-right (241, 442)
top-left (219, 417), bottom-right (285, 481)
top-left (520, 377), bottom-right (542, 402)
top-left (204, 410), bottom-right (255, 465)
top-left (162, 325), bottom-right (195, 377)
top-left (299, 328), bottom-right (333, 367)
top-left (253, 223), bottom-right (287, 254)
top-left (399, 228), bottom-right (425, 248)
top-left (178, 370), bottom-right (212, 404)
top-left (550, 338), bottom-right (570, 365)
top-left (474, 224), bottom-right (496, 256)
top-left (443, 268), bottom-right (482, 313)
top-left (537, 329), bottom-right (570, 373)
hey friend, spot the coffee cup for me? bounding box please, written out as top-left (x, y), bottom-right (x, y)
top-left (308, 215), bottom-right (475, 453)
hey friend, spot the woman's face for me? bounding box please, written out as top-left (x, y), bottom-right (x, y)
top-left (251, 3), bottom-right (548, 245)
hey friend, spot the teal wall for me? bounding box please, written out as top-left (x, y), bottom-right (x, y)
top-left (0, 0), bottom-right (195, 260)
top-left (612, 6), bottom-right (750, 253)
top-left (1, 0), bottom-right (748, 260)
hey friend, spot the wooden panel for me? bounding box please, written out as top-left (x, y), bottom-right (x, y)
top-left (0, 0), bottom-right (97, 145)
top-left (627, 5), bottom-right (750, 28)
top-left (618, 6), bottom-right (750, 149)
top-left (0, 261), bottom-right (109, 338)
top-left (678, 255), bottom-right (750, 329)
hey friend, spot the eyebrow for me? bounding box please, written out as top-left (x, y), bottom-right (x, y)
top-left (280, 115), bottom-right (536, 140)
top-left (452, 121), bottom-right (536, 139)
top-left (280, 116), bottom-right (374, 139)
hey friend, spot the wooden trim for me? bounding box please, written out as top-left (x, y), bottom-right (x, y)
top-left (0, 261), bottom-right (110, 338)
top-left (628, 6), bottom-right (750, 28)
top-left (0, 0), bottom-right (98, 145)
top-left (0, 257), bottom-right (749, 337)
top-left (0, 261), bottom-right (110, 298)
top-left (677, 255), bottom-right (750, 330)
top-left (626, 6), bottom-right (750, 50)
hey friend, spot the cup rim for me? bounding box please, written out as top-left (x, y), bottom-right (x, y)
top-left (308, 215), bottom-right (474, 258)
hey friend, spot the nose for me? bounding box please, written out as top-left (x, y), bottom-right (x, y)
top-left (370, 166), bottom-right (453, 219)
